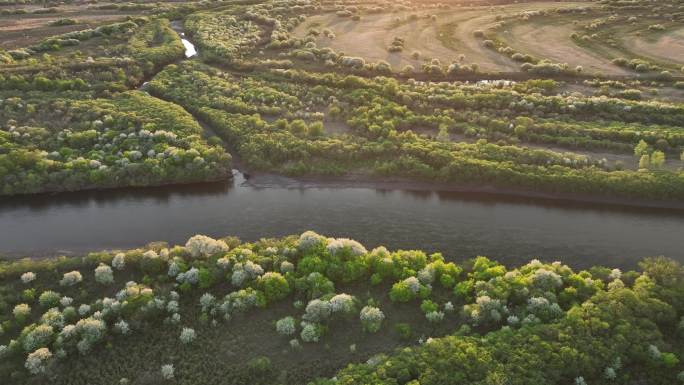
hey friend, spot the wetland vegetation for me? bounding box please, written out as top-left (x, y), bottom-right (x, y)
top-left (2, 0), bottom-right (684, 383)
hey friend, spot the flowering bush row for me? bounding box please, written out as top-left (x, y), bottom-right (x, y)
top-left (149, 62), bottom-right (684, 201)
top-left (0, 90), bottom-right (231, 195)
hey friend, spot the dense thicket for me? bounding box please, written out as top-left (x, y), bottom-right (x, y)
top-left (0, 91), bottom-right (231, 195)
top-left (0, 232), bottom-right (682, 384)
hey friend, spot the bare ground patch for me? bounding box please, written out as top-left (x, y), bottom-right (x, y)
top-left (500, 22), bottom-right (629, 75)
top-left (0, 9), bottom-right (143, 49)
top-left (625, 27), bottom-right (684, 65)
top-left (293, 10), bottom-right (519, 72)
top-left (294, 2), bottom-right (613, 74)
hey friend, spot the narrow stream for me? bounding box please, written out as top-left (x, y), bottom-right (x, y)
top-left (179, 32), bottom-right (197, 58)
top-left (170, 20), bottom-right (197, 59)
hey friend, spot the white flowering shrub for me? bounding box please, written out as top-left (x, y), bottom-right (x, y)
top-left (329, 294), bottom-right (356, 316)
top-left (280, 261), bottom-right (295, 273)
top-left (326, 238), bottom-right (367, 257)
top-left (180, 327), bottom-right (196, 344)
top-left (40, 308), bottom-right (65, 329)
top-left (389, 276), bottom-right (429, 302)
top-left (298, 231), bottom-right (326, 252)
top-left (167, 313), bottom-right (181, 325)
top-left (465, 295), bottom-right (508, 326)
top-left (13, 303), bottom-right (31, 320)
top-left (300, 322), bottom-right (323, 342)
top-left (244, 261), bottom-right (264, 277)
top-left (648, 344), bottom-right (661, 360)
top-left (22, 324), bottom-right (54, 352)
top-left (114, 320), bottom-right (131, 335)
top-left (161, 364), bottom-right (175, 380)
top-left (59, 324), bottom-right (76, 340)
top-left (531, 269), bottom-right (562, 291)
top-left (78, 304), bottom-right (91, 316)
top-left (404, 276), bottom-right (421, 293)
top-left (276, 316), bottom-right (297, 336)
top-left (60, 271), bottom-right (83, 287)
top-left (25, 347), bottom-right (52, 374)
top-left (112, 253), bottom-right (126, 270)
top-left (94, 264), bottom-right (114, 285)
top-left (143, 250), bottom-right (159, 260)
top-left (199, 293), bottom-right (216, 313)
top-left (217, 257), bottom-right (231, 269)
top-left (303, 299), bottom-right (332, 322)
top-left (608, 279), bottom-right (625, 291)
top-left (115, 282), bottom-right (153, 302)
top-left (185, 235), bottom-right (229, 258)
top-left (444, 301), bottom-right (454, 313)
top-left (263, 246), bottom-right (278, 256)
top-left (507, 315), bottom-right (520, 326)
top-left (100, 297), bottom-right (121, 318)
top-left (60, 297), bottom-right (73, 307)
top-left (425, 311), bottom-right (445, 323)
top-left (231, 261), bottom-right (264, 287)
top-left (74, 317), bottom-right (107, 354)
top-left (223, 288), bottom-right (263, 315)
top-left (609, 268), bottom-right (622, 280)
top-left (140, 250), bottom-right (166, 274)
top-left (168, 261), bottom-right (181, 278)
top-left (231, 269), bottom-right (248, 287)
top-left (234, 248), bottom-right (254, 259)
top-left (526, 297), bottom-right (562, 322)
top-left (177, 267), bottom-right (200, 285)
top-left (167, 300), bottom-right (180, 314)
top-left (359, 306), bottom-right (384, 333)
top-left (21, 272), bottom-right (36, 284)
top-left (417, 266), bottom-right (435, 284)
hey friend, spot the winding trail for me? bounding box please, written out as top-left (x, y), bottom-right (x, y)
top-left (501, 22), bottom-right (629, 75)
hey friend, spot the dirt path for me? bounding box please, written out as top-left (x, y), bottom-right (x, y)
top-left (501, 22), bottom-right (629, 75)
top-left (448, 10), bottom-right (520, 72)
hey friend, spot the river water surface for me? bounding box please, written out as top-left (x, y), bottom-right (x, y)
top-left (1, 171), bottom-right (683, 269)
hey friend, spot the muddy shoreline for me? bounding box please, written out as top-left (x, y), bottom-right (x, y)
top-left (243, 170), bottom-right (684, 211)
top-left (5, 167), bottom-right (680, 211)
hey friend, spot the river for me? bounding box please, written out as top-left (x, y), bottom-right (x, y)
top-left (1, 171), bottom-right (683, 269)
